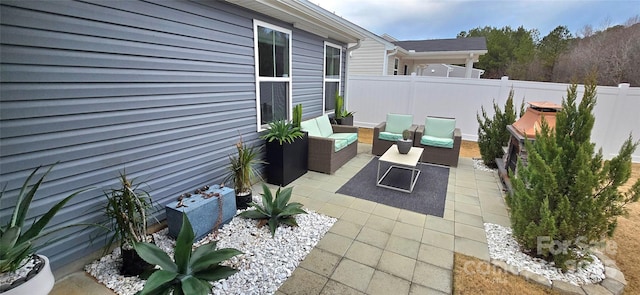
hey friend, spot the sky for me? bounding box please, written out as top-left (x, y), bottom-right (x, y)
top-left (314, 0), bottom-right (640, 40)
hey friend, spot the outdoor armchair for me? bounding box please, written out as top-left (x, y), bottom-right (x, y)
top-left (372, 113), bottom-right (418, 156)
top-left (413, 116), bottom-right (461, 167)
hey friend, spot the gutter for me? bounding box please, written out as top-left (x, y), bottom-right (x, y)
top-left (383, 47), bottom-right (398, 75)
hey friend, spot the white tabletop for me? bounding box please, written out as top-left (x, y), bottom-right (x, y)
top-left (379, 145), bottom-right (424, 167)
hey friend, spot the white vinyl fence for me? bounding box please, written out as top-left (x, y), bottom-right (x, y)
top-left (346, 75), bottom-right (640, 162)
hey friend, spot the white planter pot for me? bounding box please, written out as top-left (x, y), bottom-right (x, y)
top-left (4, 255), bottom-right (54, 295)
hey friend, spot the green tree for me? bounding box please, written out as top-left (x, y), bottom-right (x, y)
top-left (506, 78), bottom-right (640, 271)
top-left (476, 89), bottom-right (524, 168)
top-left (458, 26), bottom-right (537, 79)
top-left (538, 26), bottom-right (573, 80)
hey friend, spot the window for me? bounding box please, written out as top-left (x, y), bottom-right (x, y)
top-left (254, 20), bottom-right (292, 128)
top-left (324, 42), bottom-right (342, 113)
top-left (393, 58), bottom-right (399, 75)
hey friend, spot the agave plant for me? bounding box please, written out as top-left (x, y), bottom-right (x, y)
top-left (0, 164), bottom-right (87, 273)
top-left (134, 214), bottom-right (242, 295)
top-left (238, 183), bottom-right (307, 237)
top-left (260, 120), bottom-right (303, 145)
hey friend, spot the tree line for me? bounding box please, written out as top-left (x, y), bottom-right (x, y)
top-left (457, 16), bottom-right (640, 86)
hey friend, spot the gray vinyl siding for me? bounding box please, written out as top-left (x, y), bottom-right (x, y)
top-left (291, 34), bottom-right (347, 119)
top-left (0, 0), bottom-right (345, 270)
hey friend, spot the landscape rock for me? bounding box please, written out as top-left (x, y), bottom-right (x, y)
top-left (552, 280), bottom-right (586, 295)
top-left (581, 283), bottom-right (614, 295)
top-left (599, 278), bottom-right (624, 295)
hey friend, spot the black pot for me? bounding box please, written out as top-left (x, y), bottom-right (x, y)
top-left (396, 140), bottom-right (412, 154)
top-left (236, 191), bottom-right (252, 210)
top-left (121, 248), bottom-right (154, 276)
top-left (266, 132), bottom-right (308, 186)
top-left (335, 116), bottom-right (354, 126)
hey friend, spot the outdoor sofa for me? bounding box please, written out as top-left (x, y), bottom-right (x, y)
top-left (300, 115), bottom-right (358, 174)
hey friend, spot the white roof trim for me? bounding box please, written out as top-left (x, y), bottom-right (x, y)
top-left (224, 0), bottom-right (369, 43)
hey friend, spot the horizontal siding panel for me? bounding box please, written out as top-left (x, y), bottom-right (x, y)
top-left (1, 1), bottom-right (253, 47)
top-left (0, 83), bottom-right (254, 101)
top-left (0, 91), bottom-right (253, 119)
top-left (2, 65), bottom-right (254, 83)
top-left (1, 46), bottom-right (254, 73)
top-left (0, 25), bottom-right (253, 61)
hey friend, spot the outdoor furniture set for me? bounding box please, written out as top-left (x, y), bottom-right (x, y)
top-left (373, 113), bottom-right (461, 167)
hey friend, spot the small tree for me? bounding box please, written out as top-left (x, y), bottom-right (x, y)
top-left (477, 89), bottom-right (524, 168)
top-left (506, 78), bottom-right (640, 271)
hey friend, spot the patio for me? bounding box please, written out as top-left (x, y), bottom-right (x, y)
top-left (51, 138), bottom-right (510, 295)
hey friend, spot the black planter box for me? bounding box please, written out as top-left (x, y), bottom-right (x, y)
top-left (336, 116), bottom-right (354, 126)
top-left (266, 132), bottom-right (308, 186)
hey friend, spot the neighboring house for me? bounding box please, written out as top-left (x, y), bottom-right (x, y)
top-left (348, 34), bottom-right (488, 78)
top-left (0, 0), bottom-right (367, 271)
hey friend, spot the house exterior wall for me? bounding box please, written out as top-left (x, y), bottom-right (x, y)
top-left (347, 37), bottom-right (386, 75)
top-left (0, 0), bottom-right (345, 271)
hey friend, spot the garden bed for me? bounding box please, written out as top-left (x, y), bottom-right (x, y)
top-left (85, 208), bottom-right (336, 295)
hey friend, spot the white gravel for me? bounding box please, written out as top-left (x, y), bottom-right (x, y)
top-left (85, 208), bottom-right (336, 295)
top-left (485, 223), bottom-right (605, 286)
top-left (473, 158), bottom-right (497, 173)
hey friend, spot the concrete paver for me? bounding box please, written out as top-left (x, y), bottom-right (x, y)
top-left (53, 144), bottom-right (511, 295)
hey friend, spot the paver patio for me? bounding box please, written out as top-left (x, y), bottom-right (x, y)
top-left (274, 143), bottom-right (509, 295)
top-left (51, 143), bottom-right (510, 295)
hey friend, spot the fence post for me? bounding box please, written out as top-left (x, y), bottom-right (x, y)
top-left (497, 76), bottom-right (510, 106)
top-left (407, 73), bottom-right (417, 118)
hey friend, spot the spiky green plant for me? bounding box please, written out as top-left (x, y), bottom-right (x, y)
top-left (0, 164), bottom-right (87, 273)
top-left (134, 214), bottom-right (242, 295)
top-left (334, 92), bottom-right (354, 119)
top-left (237, 183), bottom-right (307, 237)
top-left (292, 104), bottom-right (303, 129)
top-left (506, 79), bottom-right (640, 271)
top-left (224, 137), bottom-right (265, 195)
top-left (260, 120), bottom-right (303, 145)
top-left (103, 170), bottom-right (154, 251)
top-left (476, 89), bottom-right (525, 168)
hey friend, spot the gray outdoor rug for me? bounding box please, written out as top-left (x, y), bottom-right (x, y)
top-left (336, 157), bottom-right (449, 217)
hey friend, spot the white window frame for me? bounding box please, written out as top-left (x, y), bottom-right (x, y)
top-left (323, 41), bottom-right (342, 114)
top-left (253, 19), bottom-right (293, 131)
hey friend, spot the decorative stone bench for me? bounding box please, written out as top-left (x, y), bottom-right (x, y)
top-left (165, 185), bottom-right (236, 241)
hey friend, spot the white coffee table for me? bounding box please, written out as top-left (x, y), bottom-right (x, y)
top-left (376, 145), bottom-right (424, 193)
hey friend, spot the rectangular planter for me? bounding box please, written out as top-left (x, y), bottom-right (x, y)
top-left (165, 185), bottom-right (236, 241)
top-left (266, 131), bottom-right (308, 186)
top-left (336, 116), bottom-right (354, 126)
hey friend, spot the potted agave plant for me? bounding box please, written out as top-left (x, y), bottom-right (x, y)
top-left (397, 129), bottom-right (413, 154)
top-left (103, 170), bottom-right (156, 276)
top-left (0, 164), bottom-right (87, 294)
top-left (262, 108), bottom-right (308, 186)
top-left (224, 136), bottom-right (265, 210)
